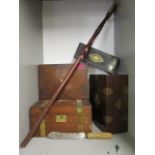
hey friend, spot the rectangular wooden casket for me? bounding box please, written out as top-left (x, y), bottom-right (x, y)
top-left (89, 75), bottom-right (128, 133)
top-left (30, 100), bottom-right (92, 137)
top-left (38, 64), bottom-right (88, 100)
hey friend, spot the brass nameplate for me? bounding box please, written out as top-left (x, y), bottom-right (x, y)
top-left (56, 115), bottom-right (67, 122)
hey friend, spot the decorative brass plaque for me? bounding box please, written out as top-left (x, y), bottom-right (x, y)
top-left (103, 88), bottom-right (113, 96)
top-left (76, 100), bottom-right (83, 113)
top-left (56, 115), bottom-right (67, 122)
top-left (40, 119), bottom-right (46, 136)
top-left (88, 53), bottom-right (104, 63)
top-left (103, 116), bottom-right (113, 125)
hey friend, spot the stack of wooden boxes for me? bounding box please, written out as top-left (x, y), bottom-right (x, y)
top-left (30, 64), bottom-right (92, 137)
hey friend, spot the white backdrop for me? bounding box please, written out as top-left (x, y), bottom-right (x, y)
top-left (42, 0), bottom-right (114, 69)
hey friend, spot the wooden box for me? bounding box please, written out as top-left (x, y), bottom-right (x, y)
top-left (30, 100), bottom-right (92, 137)
top-left (89, 75), bottom-right (128, 133)
top-left (38, 64), bottom-right (89, 100)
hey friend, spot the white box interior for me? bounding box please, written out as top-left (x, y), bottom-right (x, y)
top-left (19, 0), bottom-right (135, 153)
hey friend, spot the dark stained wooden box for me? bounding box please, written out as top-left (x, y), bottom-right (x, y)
top-left (89, 75), bottom-right (128, 133)
top-left (38, 64), bottom-right (88, 100)
top-left (30, 100), bottom-right (92, 137)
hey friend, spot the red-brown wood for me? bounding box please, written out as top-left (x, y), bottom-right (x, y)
top-left (30, 100), bottom-right (92, 136)
top-left (21, 3), bottom-right (117, 147)
top-left (38, 64), bottom-right (88, 100)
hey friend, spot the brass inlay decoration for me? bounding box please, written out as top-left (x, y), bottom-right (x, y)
top-left (77, 100), bottom-right (83, 113)
top-left (103, 116), bottom-right (113, 125)
top-left (115, 100), bottom-right (122, 110)
top-left (89, 53), bottom-right (104, 63)
top-left (77, 100), bottom-right (84, 131)
top-left (103, 88), bottom-right (113, 96)
top-left (39, 101), bottom-right (49, 136)
top-left (40, 119), bottom-right (46, 136)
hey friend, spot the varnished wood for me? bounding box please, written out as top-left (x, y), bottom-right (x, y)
top-left (30, 100), bottom-right (92, 136)
top-left (38, 64), bottom-right (88, 100)
top-left (89, 75), bottom-right (128, 133)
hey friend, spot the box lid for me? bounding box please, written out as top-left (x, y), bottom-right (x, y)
top-left (31, 100), bottom-right (91, 115)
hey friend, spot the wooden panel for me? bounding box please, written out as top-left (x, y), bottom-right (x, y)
top-left (30, 100), bottom-right (92, 136)
top-left (89, 75), bottom-right (128, 133)
top-left (38, 64), bottom-right (89, 100)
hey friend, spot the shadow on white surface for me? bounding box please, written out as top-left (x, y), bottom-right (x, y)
top-left (20, 124), bottom-right (134, 155)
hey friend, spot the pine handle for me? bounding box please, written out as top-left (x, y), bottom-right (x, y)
top-left (87, 132), bottom-right (112, 139)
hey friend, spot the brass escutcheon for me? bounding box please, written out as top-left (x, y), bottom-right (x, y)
top-left (103, 88), bottom-right (113, 96)
top-left (89, 53), bottom-right (104, 63)
top-left (103, 116), bottom-right (113, 125)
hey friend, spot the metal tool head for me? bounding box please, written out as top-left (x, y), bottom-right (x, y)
top-left (74, 43), bottom-right (120, 74)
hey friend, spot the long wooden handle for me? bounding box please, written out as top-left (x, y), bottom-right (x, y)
top-left (21, 3), bottom-right (117, 147)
